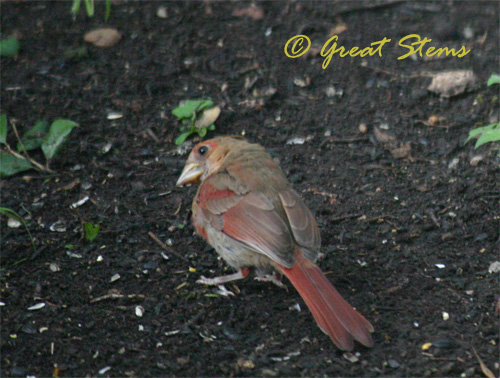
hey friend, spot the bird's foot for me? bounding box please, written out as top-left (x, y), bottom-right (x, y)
top-left (254, 272), bottom-right (287, 289)
top-left (196, 268), bottom-right (250, 286)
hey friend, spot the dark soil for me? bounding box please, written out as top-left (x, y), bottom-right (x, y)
top-left (1, 1), bottom-right (499, 377)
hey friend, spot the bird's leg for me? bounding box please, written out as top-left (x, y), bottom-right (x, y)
top-left (196, 267), bottom-right (251, 286)
top-left (254, 270), bottom-right (287, 289)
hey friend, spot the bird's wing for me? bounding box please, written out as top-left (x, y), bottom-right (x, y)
top-left (279, 189), bottom-right (321, 262)
top-left (196, 173), bottom-right (296, 268)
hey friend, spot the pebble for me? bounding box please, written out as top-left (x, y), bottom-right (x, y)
top-left (388, 359), bottom-right (400, 368)
top-left (343, 352), bottom-right (359, 363)
top-left (98, 366), bottom-right (111, 375)
top-left (448, 158), bottom-right (459, 170)
top-left (7, 218), bottom-right (21, 228)
top-left (237, 358), bottom-right (255, 369)
top-left (488, 261), bottom-right (500, 274)
top-left (470, 155), bottom-right (483, 166)
top-left (50, 220), bottom-right (67, 232)
top-left (157, 6), bottom-right (167, 18)
top-left (21, 325), bottom-right (37, 334)
top-left (28, 302), bottom-right (45, 311)
top-left (261, 368), bottom-right (278, 377)
top-left (10, 367), bottom-right (26, 377)
top-left (135, 305), bottom-right (145, 317)
top-left (49, 263), bottom-right (60, 272)
top-left (433, 339), bottom-right (452, 348)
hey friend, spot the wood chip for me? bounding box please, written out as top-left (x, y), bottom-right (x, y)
top-left (428, 70), bottom-right (478, 98)
top-left (84, 28), bottom-right (122, 48)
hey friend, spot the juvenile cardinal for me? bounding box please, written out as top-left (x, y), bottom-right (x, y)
top-left (176, 136), bottom-right (374, 350)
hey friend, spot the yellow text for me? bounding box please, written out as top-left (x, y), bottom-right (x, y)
top-left (320, 36), bottom-right (391, 69)
top-left (398, 34), bottom-right (471, 60)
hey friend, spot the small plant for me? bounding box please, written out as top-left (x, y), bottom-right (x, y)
top-left (172, 99), bottom-right (220, 145)
top-left (0, 38), bottom-right (20, 57)
top-left (71, 0), bottom-right (111, 21)
top-left (466, 73), bottom-right (500, 150)
top-left (0, 207), bottom-right (36, 252)
top-left (84, 222), bottom-right (100, 242)
top-left (0, 114), bottom-right (78, 177)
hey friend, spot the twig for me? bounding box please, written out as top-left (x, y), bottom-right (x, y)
top-left (319, 137), bottom-right (368, 147)
top-left (90, 290), bottom-right (145, 304)
top-left (146, 128), bottom-right (160, 143)
top-left (471, 345), bottom-right (495, 378)
top-left (148, 231), bottom-right (188, 262)
top-left (421, 352), bottom-right (465, 363)
top-left (426, 209), bottom-right (440, 228)
top-left (363, 214), bottom-right (392, 223)
top-left (329, 213), bottom-right (363, 223)
top-left (5, 122), bottom-right (54, 173)
top-left (4, 144), bottom-right (53, 173)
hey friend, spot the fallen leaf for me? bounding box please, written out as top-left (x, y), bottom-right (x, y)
top-left (427, 70), bottom-right (478, 98)
top-left (84, 28), bottom-right (122, 48)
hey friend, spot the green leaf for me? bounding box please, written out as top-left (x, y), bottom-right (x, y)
top-left (0, 38), bottom-right (20, 57)
top-left (84, 222), bottom-right (100, 242)
top-left (0, 114), bottom-right (7, 145)
top-left (71, 0), bottom-right (82, 15)
top-left (0, 152), bottom-right (32, 177)
top-left (63, 46), bottom-right (88, 61)
top-left (466, 123), bottom-right (500, 148)
top-left (197, 127), bottom-right (207, 138)
top-left (172, 99), bottom-right (213, 119)
top-left (474, 124), bottom-right (500, 148)
top-left (0, 206), bottom-right (36, 252)
top-left (17, 121), bottom-right (50, 152)
top-left (487, 73), bottom-right (500, 86)
top-left (83, 0), bottom-right (95, 17)
top-left (105, 0), bottom-right (111, 21)
top-left (207, 124), bottom-right (216, 131)
top-left (41, 119), bottom-right (78, 160)
top-left (196, 99), bottom-right (214, 112)
top-left (0, 207), bottom-right (25, 223)
top-left (175, 132), bottom-right (192, 145)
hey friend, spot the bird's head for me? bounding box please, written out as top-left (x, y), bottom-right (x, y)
top-left (176, 136), bottom-right (244, 186)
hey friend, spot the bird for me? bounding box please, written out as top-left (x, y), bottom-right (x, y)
top-left (176, 136), bottom-right (374, 350)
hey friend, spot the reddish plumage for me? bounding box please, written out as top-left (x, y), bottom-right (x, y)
top-left (177, 136), bottom-right (374, 350)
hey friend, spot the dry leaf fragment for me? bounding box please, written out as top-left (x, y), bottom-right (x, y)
top-left (471, 345), bottom-right (495, 378)
top-left (373, 127), bottom-right (396, 144)
top-left (194, 106), bottom-right (221, 129)
top-left (232, 5), bottom-right (264, 20)
top-left (84, 28), bottom-right (122, 48)
top-left (329, 23), bottom-right (348, 36)
top-left (427, 70), bottom-right (478, 98)
top-left (373, 127), bottom-right (411, 159)
top-left (390, 142), bottom-right (411, 159)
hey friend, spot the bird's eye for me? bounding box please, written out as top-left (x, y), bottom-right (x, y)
top-left (198, 146), bottom-right (209, 156)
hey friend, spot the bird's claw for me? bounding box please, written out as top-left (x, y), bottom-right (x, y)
top-left (254, 273), bottom-right (287, 289)
top-left (196, 275), bottom-right (216, 285)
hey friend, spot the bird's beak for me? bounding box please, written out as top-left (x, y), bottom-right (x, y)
top-left (176, 162), bottom-right (203, 186)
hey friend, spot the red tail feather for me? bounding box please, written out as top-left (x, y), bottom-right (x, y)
top-left (277, 253), bottom-right (374, 351)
